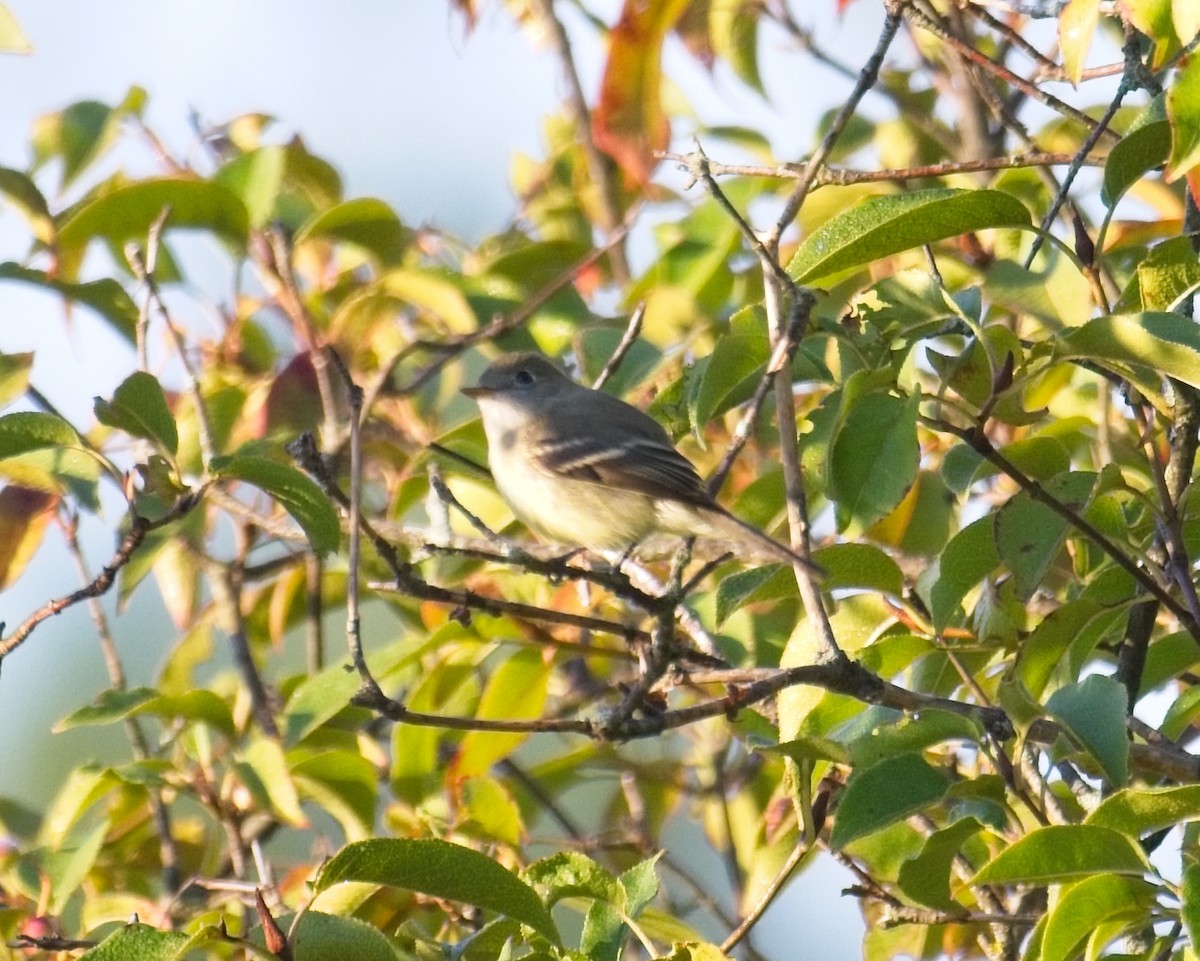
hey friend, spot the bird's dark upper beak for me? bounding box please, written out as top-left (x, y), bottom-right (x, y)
top-left (461, 385), bottom-right (489, 399)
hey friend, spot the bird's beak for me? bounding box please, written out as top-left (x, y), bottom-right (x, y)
top-left (461, 385), bottom-right (489, 399)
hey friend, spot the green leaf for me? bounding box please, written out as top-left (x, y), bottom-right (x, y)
top-left (970, 825), bottom-right (1148, 885)
top-left (57, 178), bottom-right (250, 254)
top-left (658, 943), bottom-right (735, 961)
top-left (582, 854), bottom-right (661, 961)
top-left (283, 911), bottom-right (404, 961)
top-left (32, 98), bottom-right (128, 188)
top-left (375, 268), bottom-right (477, 333)
top-left (77, 923), bottom-right (189, 961)
top-left (1123, 0), bottom-right (1185, 67)
top-left (787, 188), bottom-right (1031, 284)
top-left (55, 686), bottom-right (234, 738)
top-left (44, 819), bottom-right (108, 914)
top-left (927, 516), bottom-right (1000, 631)
top-left (455, 648), bottom-right (551, 778)
top-left (831, 753), bottom-right (949, 848)
top-left (56, 688), bottom-right (156, 730)
top-left (524, 851), bottom-right (625, 907)
top-left (1103, 109), bottom-right (1169, 206)
top-left (1087, 785), bottom-right (1200, 834)
top-left (292, 750), bottom-right (378, 843)
top-left (297, 197), bottom-right (408, 266)
top-left (212, 454), bottom-right (340, 553)
top-left (829, 391), bottom-right (920, 533)
top-left (1167, 53), bottom-right (1200, 179)
top-left (314, 838), bottom-right (561, 946)
top-left (0, 167), bottom-right (52, 243)
top-left (0, 351), bottom-right (33, 409)
top-left (0, 411), bottom-right (82, 458)
top-left (1060, 313), bottom-right (1200, 390)
top-left (849, 710), bottom-right (982, 768)
top-left (689, 308), bottom-right (770, 427)
top-left (993, 472), bottom-right (1096, 601)
top-left (1183, 863), bottom-right (1200, 952)
top-left (283, 658), bottom-right (367, 744)
top-left (94, 371), bottom-right (178, 455)
top-left (213, 145), bottom-right (287, 228)
top-left (817, 543), bottom-right (905, 596)
top-left (896, 817), bottom-right (983, 911)
top-left (710, 0), bottom-right (763, 94)
top-left (0, 263), bottom-right (139, 341)
top-left (1118, 236), bottom-right (1200, 311)
top-left (1015, 598), bottom-right (1124, 698)
top-left (238, 736), bottom-right (307, 827)
top-left (1041, 875), bottom-right (1157, 961)
top-left (1045, 674), bottom-right (1129, 787)
top-left (715, 564), bottom-right (794, 624)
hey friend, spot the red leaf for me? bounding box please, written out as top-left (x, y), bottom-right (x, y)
top-left (592, 0), bottom-right (691, 186)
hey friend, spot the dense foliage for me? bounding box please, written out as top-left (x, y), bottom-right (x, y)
top-left (3, 1), bottom-right (1200, 959)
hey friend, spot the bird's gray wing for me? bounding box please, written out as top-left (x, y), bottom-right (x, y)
top-left (528, 391), bottom-right (713, 505)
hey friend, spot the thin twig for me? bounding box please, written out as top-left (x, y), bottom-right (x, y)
top-left (591, 303), bottom-right (646, 390)
top-left (530, 0), bottom-right (630, 285)
top-left (0, 494), bottom-right (200, 658)
top-left (722, 838), bottom-right (809, 954)
top-left (125, 218), bottom-right (217, 471)
top-left (769, 0), bottom-right (906, 247)
top-left (660, 151), bottom-right (1108, 185)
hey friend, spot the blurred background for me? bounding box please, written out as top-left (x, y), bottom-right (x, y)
top-left (0, 2), bottom-right (896, 953)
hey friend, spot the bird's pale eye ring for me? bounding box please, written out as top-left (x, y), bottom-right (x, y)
top-left (514, 369), bottom-right (535, 387)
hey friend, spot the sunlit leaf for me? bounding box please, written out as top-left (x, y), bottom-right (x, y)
top-left (278, 912), bottom-right (402, 961)
top-left (1060, 312), bottom-right (1200, 389)
top-left (0, 4), bottom-right (31, 53)
top-left (454, 648), bottom-right (550, 778)
top-left (94, 371), bottom-right (178, 455)
top-left (1042, 875), bottom-right (1156, 961)
top-left (297, 197), bottom-right (408, 266)
top-left (314, 838), bottom-right (561, 945)
top-left (0, 410), bottom-right (82, 458)
top-left (971, 825), bottom-right (1148, 885)
top-left (787, 188), bottom-right (1031, 284)
top-left (212, 453), bottom-right (340, 553)
top-left (77, 923), bottom-right (189, 961)
top-left (710, 0), bottom-right (763, 94)
top-left (1183, 863), bottom-right (1200, 951)
top-left (1168, 55), bottom-right (1200, 180)
top-left (1058, 0), bottom-right (1100, 87)
top-left (237, 736), bottom-right (307, 827)
top-left (0, 167), bottom-right (51, 242)
top-left (1088, 785), bottom-right (1200, 834)
top-left (57, 178), bottom-right (250, 255)
top-left (0, 351), bottom-right (33, 409)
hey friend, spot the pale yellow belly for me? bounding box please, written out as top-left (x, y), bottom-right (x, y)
top-left (491, 453), bottom-right (660, 550)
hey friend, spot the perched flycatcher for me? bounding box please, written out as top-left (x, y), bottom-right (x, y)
top-left (463, 352), bottom-right (819, 573)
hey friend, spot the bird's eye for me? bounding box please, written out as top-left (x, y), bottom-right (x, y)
top-left (514, 369), bottom-right (535, 387)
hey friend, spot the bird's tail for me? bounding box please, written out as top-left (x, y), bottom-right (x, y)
top-left (698, 507), bottom-right (823, 575)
